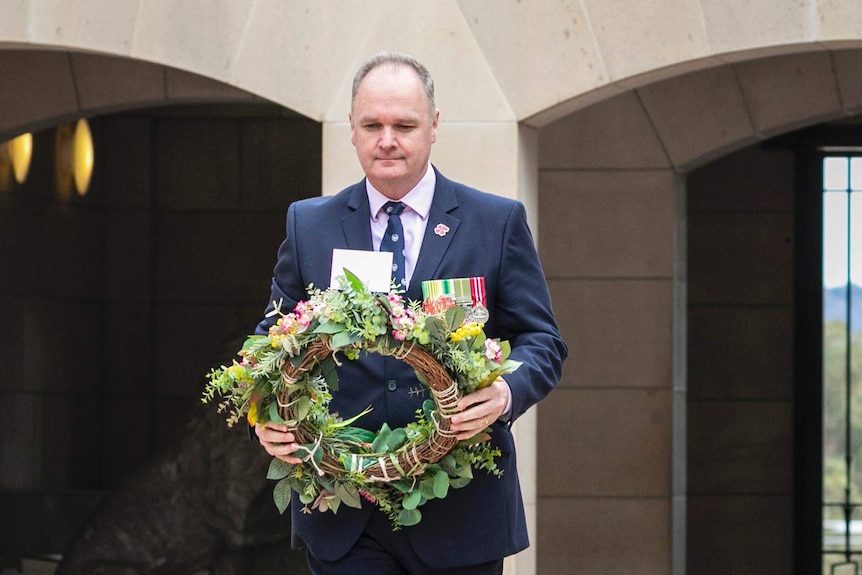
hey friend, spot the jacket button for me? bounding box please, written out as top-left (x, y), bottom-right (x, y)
top-left (386, 380), bottom-right (397, 391)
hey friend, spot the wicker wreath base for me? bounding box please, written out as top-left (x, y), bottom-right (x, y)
top-left (278, 338), bottom-right (462, 482)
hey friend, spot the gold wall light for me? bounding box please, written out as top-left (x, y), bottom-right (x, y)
top-left (10, 132), bottom-right (33, 184)
top-left (56, 119), bottom-right (94, 198)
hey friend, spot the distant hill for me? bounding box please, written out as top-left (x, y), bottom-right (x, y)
top-left (824, 284), bottom-right (862, 329)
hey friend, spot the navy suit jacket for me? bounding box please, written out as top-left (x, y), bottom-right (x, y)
top-left (256, 168), bottom-right (567, 568)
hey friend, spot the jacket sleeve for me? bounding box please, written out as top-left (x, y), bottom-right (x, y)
top-left (494, 201), bottom-right (568, 422)
top-left (255, 202), bottom-right (307, 335)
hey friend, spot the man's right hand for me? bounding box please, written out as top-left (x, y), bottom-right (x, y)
top-left (254, 422), bottom-right (304, 464)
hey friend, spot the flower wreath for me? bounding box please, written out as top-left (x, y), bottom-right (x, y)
top-left (202, 270), bottom-right (521, 528)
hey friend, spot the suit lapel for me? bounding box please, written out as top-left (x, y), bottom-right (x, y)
top-left (338, 172), bottom-right (461, 299)
top-left (409, 170), bottom-right (460, 298)
top-left (341, 182), bottom-right (373, 251)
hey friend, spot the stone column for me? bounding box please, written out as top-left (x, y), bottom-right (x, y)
top-left (323, 118), bottom-right (540, 575)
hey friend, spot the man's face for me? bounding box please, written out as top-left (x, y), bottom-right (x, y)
top-left (350, 65), bottom-right (439, 199)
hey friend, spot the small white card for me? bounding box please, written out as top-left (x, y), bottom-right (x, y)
top-left (329, 249), bottom-right (393, 292)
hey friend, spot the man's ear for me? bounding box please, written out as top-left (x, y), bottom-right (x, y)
top-left (349, 112), bottom-right (356, 146)
top-left (431, 109), bottom-right (440, 143)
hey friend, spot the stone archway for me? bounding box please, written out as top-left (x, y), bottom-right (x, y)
top-left (534, 47), bottom-right (862, 573)
top-left (0, 50), bottom-right (261, 139)
top-left (5, 3), bottom-right (862, 574)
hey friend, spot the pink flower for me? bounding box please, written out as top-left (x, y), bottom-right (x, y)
top-left (359, 490), bottom-right (376, 503)
top-left (485, 339), bottom-right (503, 363)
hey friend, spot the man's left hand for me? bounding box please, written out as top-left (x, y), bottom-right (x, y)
top-left (449, 377), bottom-right (510, 441)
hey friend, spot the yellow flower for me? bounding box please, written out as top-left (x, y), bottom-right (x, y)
top-left (247, 401), bottom-right (259, 427)
top-left (450, 322), bottom-right (483, 342)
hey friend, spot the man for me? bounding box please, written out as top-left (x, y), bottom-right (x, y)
top-left (254, 52), bottom-right (567, 574)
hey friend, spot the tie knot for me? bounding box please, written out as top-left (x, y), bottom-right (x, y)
top-left (383, 201), bottom-right (405, 216)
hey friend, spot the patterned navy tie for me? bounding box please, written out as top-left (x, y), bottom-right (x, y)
top-left (380, 201), bottom-right (406, 289)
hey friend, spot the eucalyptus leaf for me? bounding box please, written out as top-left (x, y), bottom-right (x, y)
top-left (313, 322), bottom-right (346, 335)
top-left (402, 489), bottom-right (422, 510)
top-left (391, 480), bottom-right (414, 493)
top-left (450, 477), bottom-right (471, 489)
top-left (424, 317), bottom-right (446, 343)
top-left (273, 478), bottom-right (292, 514)
top-left (397, 508), bottom-right (422, 526)
top-left (422, 399), bottom-right (435, 422)
top-left (432, 470), bottom-right (449, 499)
top-left (337, 483), bottom-right (363, 509)
top-left (294, 396), bottom-right (311, 421)
top-left (419, 479), bottom-right (436, 500)
top-left (470, 329), bottom-right (487, 351)
top-left (331, 330), bottom-right (359, 349)
top-left (444, 305), bottom-right (465, 331)
top-left (501, 358), bottom-right (522, 373)
top-left (452, 456), bottom-right (473, 479)
top-left (267, 401), bottom-right (286, 425)
top-left (299, 490), bottom-right (315, 505)
top-left (266, 457), bottom-right (294, 480)
top-left (371, 423), bottom-right (392, 453)
top-left (321, 356), bottom-right (339, 392)
top-left (385, 428), bottom-right (408, 451)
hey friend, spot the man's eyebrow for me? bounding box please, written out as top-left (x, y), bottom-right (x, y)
top-left (358, 115), bottom-right (422, 124)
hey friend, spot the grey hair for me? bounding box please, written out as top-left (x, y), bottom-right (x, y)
top-left (351, 51), bottom-right (436, 119)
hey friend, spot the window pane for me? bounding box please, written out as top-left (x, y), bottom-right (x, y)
top-left (823, 157), bottom-right (862, 574)
top-left (826, 157), bottom-right (850, 191)
top-left (852, 193), bottom-right (862, 291)
top-left (852, 158), bottom-right (862, 191)
top-left (825, 191), bottom-right (850, 288)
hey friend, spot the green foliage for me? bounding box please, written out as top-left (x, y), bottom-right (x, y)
top-left (201, 272), bottom-right (518, 528)
top-left (823, 320), bottom-right (862, 503)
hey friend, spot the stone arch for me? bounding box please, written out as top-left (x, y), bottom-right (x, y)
top-left (538, 46), bottom-right (862, 172)
top-left (532, 45), bottom-right (861, 573)
top-left (0, 49), bottom-right (263, 139)
top-left (2, 2), bottom-right (862, 127)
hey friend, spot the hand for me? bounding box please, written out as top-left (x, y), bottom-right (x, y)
top-left (254, 422), bottom-right (303, 464)
top-left (449, 377), bottom-right (510, 441)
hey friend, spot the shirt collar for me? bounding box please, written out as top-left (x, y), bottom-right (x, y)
top-left (367, 163), bottom-right (435, 221)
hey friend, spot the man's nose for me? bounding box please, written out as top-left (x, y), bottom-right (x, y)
top-left (379, 127), bottom-right (397, 148)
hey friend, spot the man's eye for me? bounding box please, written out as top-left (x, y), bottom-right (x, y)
top-left (364, 123), bottom-right (381, 130)
top-left (396, 125), bottom-right (414, 132)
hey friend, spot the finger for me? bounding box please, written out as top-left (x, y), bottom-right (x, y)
top-left (266, 442), bottom-right (304, 464)
top-left (456, 377), bottom-right (509, 414)
top-left (450, 406), bottom-right (494, 439)
top-left (260, 421), bottom-right (290, 432)
top-left (456, 386), bottom-right (494, 412)
top-left (261, 436), bottom-right (304, 464)
top-left (254, 423), bottom-right (303, 463)
top-left (453, 414), bottom-right (492, 441)
top-left (255, 423), bottom-right (295, 444)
